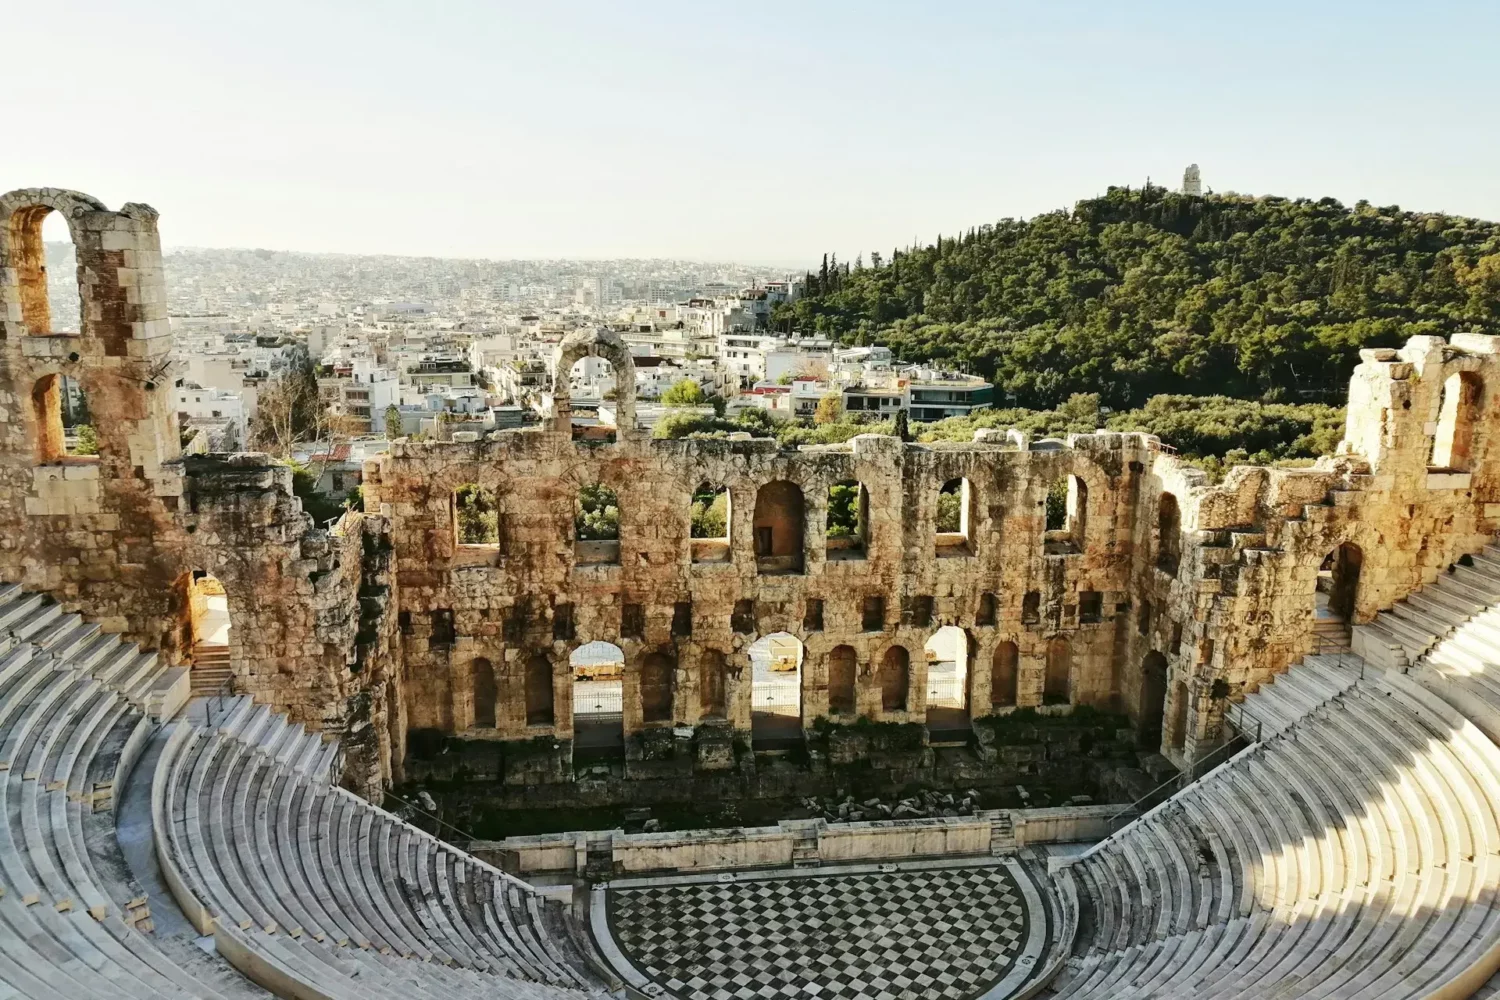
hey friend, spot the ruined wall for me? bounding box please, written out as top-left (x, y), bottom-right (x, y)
top-left (0, 189), bottom-right (399, 795)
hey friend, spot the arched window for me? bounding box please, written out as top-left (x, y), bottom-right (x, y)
top-left (454, 483), bottom-right (501, 546)
top-left (9, 205), bottom-right (80, 335)
top-left (936, 478), bottom-right (975, 557)
top-left (1157, 493), bottom-right (1181, 574)
top-left (640, 650), bottom-right (675, 723)
top-left (1044, 638), bottom-right (1071, 705)
top-left (572, 641), bottom-right (624, 760)
top-left (699, 650), bottom-right (727, 718)
top-left (924, 626), bottom-right (968, 711)
top-left (826, 479), bottom-right (870, 560)
top-left (690, 482), bottom-right (731, 563)
top-left (990, 642), bottom-right (1018, 710)
top-left (1431, 371), bottom-right (1483, 472)
top-left (31, 374), bottom-right (96, 463)
top-left (471, 658), bottom-right (497, 729)
top-left (525, 653), bottom-right (554, 726)
top-left (827, 645), bottom-right (857, 716)
top-left (879, 646), bottom-right (910, 712)
top-left (575, 483), bottom-right (620, 565)
top-left (754, 481), bottom-right (804, 574)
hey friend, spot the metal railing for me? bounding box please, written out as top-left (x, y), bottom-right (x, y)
top-left (1103, 729), bottom-right (1253, 835)
top-left (204, 674), bottom-right (235, 728)
top-left (381, 787), bottom-right (484, 851)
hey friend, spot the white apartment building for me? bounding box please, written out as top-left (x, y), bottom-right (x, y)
top-left (176, 384), bottom-right (249, 448)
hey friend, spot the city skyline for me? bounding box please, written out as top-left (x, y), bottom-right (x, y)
top-left (14, 0), bottom-right (1500, 263)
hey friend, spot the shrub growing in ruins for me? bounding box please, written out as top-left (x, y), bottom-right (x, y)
top-left (454, 484), bottom-right (499, 544)
top-left (575, 484), bottom-right (620, 541)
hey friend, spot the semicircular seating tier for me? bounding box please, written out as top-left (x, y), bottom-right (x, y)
top-left (153, 718), bottom-right (609, 999)
top-left (0, 584), bottom-right (227, 999)
top-left (1044, 548), bottom-right (1500, 999)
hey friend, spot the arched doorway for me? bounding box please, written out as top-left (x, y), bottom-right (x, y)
top-left (700, 649), bottom-right (728, 719)
top-left (640, 650), bottom-right (675, 723)
top-left (749, 632), bottom-right (804, 750)
top-left (925, 626), bottom-right (970, 739)
top-left (1139, 652), bottom-right (1169, 748)
top-left (990, 641), bottom-right (1018, 711)
top-left (827, 645), bottom-right (857, 716)
top-left (879, 646), bottom-right (910, 713)
top-left (1317, 542), bottom-right (1362, 648)
top-left (184, 572), bottom-right (232, 697)
top-left (571, 641), bottom-right (625, 763)
top-left (1157, 493), bottom-right (1181, 574)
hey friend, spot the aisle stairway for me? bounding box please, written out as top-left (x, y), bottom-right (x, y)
top-left (189, 642), bottom-right (233, 698)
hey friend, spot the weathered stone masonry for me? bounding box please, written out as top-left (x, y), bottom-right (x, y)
top-left (6, 189), bottom-right (1500, 797)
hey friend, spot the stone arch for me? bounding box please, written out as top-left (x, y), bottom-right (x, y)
top-left (1044, 637), bottom-right (1071, 704)
top-left (571, 640), bottom-right (625, 760)
top-left (471, 658), bottom-right (497, 729)
top-left (1431, 370), bottom-right (1484, 472)
top-left (0, 188), bottom-right (105, 337)
top-left (1157, 492), bottom-right (1182, 574)
top-left (923, 625), bottom-right (968, 710)
top-left (749, 632), bottom-right (804, 748)
top-left (525, 652), bottom-right (554, 726)
top-left (699, 648), bottom-right (728, 718)
top-left (827, 644), bottom-right (857, 716)
top-left (1319, 541), bottom-right (1363, 626)
top-left (575, 482), bottom-right (620, 565)
top-left (1043, 474), bottom-right (1088, 553)
top-left (551, 327), bottom-right (637, 438)
top-left (879, 645), bottom-right (910, 712)
top-left (1139, 651), bottom-right (1169, 748)
top-left (640, 649), bottom-right (676, 723)
top-left (991, 641), bottom-right (1018, 710)
top-left (754, 480), bottom-right (805, 574)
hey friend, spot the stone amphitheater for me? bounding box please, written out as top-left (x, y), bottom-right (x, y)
top-left (6, 187), bottom-right (1500, 998)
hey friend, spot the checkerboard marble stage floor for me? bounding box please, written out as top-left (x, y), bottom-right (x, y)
top-left (591, 858), bottom-right (1052, 1000)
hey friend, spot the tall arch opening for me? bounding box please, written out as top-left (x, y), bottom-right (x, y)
top-left (690, 482), bottom-right (731, 563)
top-left (471, 658), bottom-right (497, 729)
top-left (1317, 541), bottom-right (1363, 642)
top-left (525, 653), bottom-right (554, 726)
top-left (699, 649), bottom-right (727, 719)
top-left (825, 479), bottom-right (869, 560)
top-left (453, 484), bottom-right (501, 547)
top-left (575, 483), bottom-right (620, 565)
top-left (181, 572), bottom-right (232, 696)
top-left (1139, 651), bottom-right (1169, 748)
top-left (749, 632), bottom-right (803, 749)
top-left (1044, 637), bottom-right (1071, 705)
top-left (925, 626), bottom-right (970, 738)
top-left (936, 478), bottom-right (975, 557)
top-left (827, 645), bottom-right (857, 717)
top-left (572, 641), bottom-right (625, 762)
top-left (1431, 371), bottom-right (1483, 472)
top-left (990, 641), bottom-right (1018, 710)
top-left (1156, 492), bottom-right (1181, 574)
top-left (31, 374), bottom-right (96, 463)
top-left (9, 205), bottom-right (80, 335)
top-left (754, 481), bottom-right (804, 574)
top-left (879, 646), bottom-right (910, 713)
top-left (640, 649), bottom-right (676, 723)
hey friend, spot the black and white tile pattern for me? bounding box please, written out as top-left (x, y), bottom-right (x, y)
top-left (600, 860), bottom-right (1043, 1000)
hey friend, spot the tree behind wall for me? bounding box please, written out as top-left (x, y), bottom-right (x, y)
top-left (252, 348), bottom-right (323, 456)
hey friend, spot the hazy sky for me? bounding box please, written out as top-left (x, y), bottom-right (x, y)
top-left (13, 1), bottom-right (1499, 264)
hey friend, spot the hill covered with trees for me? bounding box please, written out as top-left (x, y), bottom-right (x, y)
top-left (775, 184), bottom-right (1500, 408)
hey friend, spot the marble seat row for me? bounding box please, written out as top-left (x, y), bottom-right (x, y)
top-left (154, 721), bottom-right (609, 999)
top-left (213, 694), bottom-right (340, 778)
top-left (1234, 653), bottom-right (1362, 738)
top-left (1044, 662), bottom-right (1500, 999)
top-left (0, 591), bottom-right (232, 999)
top-left (1357, 546), bottom-right (1500, 667)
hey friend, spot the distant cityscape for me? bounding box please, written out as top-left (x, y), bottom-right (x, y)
top-left (46, 242), bottom-right (995, 500)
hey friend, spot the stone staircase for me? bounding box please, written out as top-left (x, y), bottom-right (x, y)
top-left (989, 811), bottom-right (1016, 856)
top-left (188, 641), bottom-right (232, 698)
top-left (791, 825), bottom-right (820, 868)
top-left (1354, 542), bottom-right (1500, 669)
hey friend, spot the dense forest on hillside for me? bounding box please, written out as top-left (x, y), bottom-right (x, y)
top-left (775, 185), bottom-right (1500, 408)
